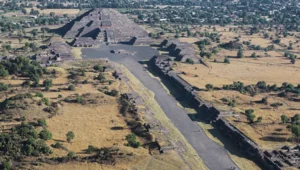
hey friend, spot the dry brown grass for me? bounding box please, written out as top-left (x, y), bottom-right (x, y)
top-left (178, 37), bottom-right (199, 43)
top-left (175, 56), bottom-right (300, 89)
top-left (21, 60), bottom-right (196, 170)
top-left (174, 54), bottom-right (300, 149)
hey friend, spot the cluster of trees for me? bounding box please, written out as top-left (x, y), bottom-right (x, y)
top-left (221, 81), bottom-right (300, 96)
top-left (0, 122), bottom-right (52, 162)
top-left (280, 114), bottom-right (300, 141)
top-left (0, 57), bottom-right (46, 86)
top-left (284, 52), bottom-right (297, 64)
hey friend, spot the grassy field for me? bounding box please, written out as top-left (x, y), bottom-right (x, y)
top-left (0, 59), bottom-right (200, 170)
top-left (25, 8), bottom-right (80, 16)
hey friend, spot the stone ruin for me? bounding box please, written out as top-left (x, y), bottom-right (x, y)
top-left (160, 39), bottom-right (198, 62)
top-left (150, 55), bottom-right (286, 170)
top-left (59, 8), bottom-right (152, 47)
top-left (35, 41), bottom-right (74, 65)
top-left (264, 145), bottom-right (300, 169)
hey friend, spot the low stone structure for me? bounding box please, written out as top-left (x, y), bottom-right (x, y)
top-left (35, 41), bottom-right (74, 65)
top-left (160, 39), bottom-right (198, 62)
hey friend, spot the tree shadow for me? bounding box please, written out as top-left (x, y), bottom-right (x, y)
top-left (53, 139), bottom-right (66, 143)
top-left (260, 136), bottom-right (288, 142)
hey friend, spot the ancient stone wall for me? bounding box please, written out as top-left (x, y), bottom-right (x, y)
top-left (150, 55), bottom-right (283, 170)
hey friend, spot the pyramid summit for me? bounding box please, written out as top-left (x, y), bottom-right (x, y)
top-left (59, 8), bottom-right (152, 47)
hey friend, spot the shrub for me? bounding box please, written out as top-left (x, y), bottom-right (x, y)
top-left (228, 99), bottom-right (237, 107)
top-left (86, 145), bottom-right (97, 154)
top-left (37, 119), bottom-right (47, 127)
top-left (281, 115), bottom-right (289, 123)
top-left (41, 97), bottom-right (50, 106)
top-left (20, 116), bottom-right (26, 121)
top-left (0, 83), bottom-right (8, 91)
top-left (205, 84), bottom-right (214, 91)
top-left (261, 97), bottom-right (268, 104)
top-left (251, 52), bottom-right (257, 58)
top-left (126, 133), bottom-right (140, 148)
top-left (291, 58), bottom-right (296, 64)
top-left (39, 129), bottom-right (52, 140)
top-left (51, 142), bottom-right (63, 149)
top-left (68, 85), bottom-right (75, 91)
top-left (104, 89), bottom-right (119, 97)
top-left (245, 109), bottom-right (255, 124)
top-left (67, 151), bottom-right (75, 159)
top-left (0, 67), bottom-right (9, 78)
top-left (22, 80), bottom-right (31, 87)
top-left (291, 125), bottom-right (300, 139)
top-left (185, 58), bottom-right (194, 64)
top-left (43, 79), bottom-right (53, 89)
top-left (270, 102), bottom-right (283, 108)
top-left (2, 161), bottom-right (12, 170)
top-left (237, 48), bottom-right (244, 58)
top-left (76, 96), bottom-right (83, 103)
top-left (81, 71), bottom-right (86, 76)
top-left (291, 114), bottom-right (300, 124)
top-left (66, 131), bottom-right (75, 143)
top-left (96, 73), bottom-right (106, 82)
top-left (224, 57), bottom-right (230, 64)
top-left (256, 81), bottom-right (267, 89)
top-left (35, 92), bottom-right (44, 98)
top-left (93, 65), bottom-right (104, 72)
top-left (256, 116), bottom-right (262, 123)
top-left (220, 98), bottom-right (229, 103)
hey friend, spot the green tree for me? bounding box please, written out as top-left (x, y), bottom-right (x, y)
top-left (245, 109), bottom-right (255, 124)
top-left (37, 119), bottom-right (47, 127)
top-left (125, 133), bottom-right (140, 148)
top-left (66, 131), bottom-right (75, 143)
top-left (3, 161), bottom-right (12, 170)
top-left (186, 58), bottom-right (194, 64)
top-left (237, 48), bottom-right (244, 58)
top-left (93, 65), bottom-right (103, 72)
top-left (224, 57), bottom-right (230, 64)
top-left (205, 84), bottom-right (214, 91)
top-left (291, 114), bottom-right (300, 124)
top-left (291, 125), bottom-right (300, 141)
top-left (97, 73), bottom-right (106, 82)
top-left (0, 83), bottom-right (8, 91)
top-left (0, 67), bottom-right (9, 78)
top-left (39, 129), bottom-right (52, 140)
top-left (256, 116), bottom-right (262, 123)
top-left (50, 12), bottom-right (55, 17)
top-left (67, 151), bottom-right (75, 159)
top-left (261, 97), bottom-right (268, 104)
top-left (43, 79), bottom-right (52, 91)
top-left (68, 85), bottom-right (75, 91)
top-left (281, 115), bottom-right (289, 123)
top-left (251, 52), bottom-right (257, 58)
top-left (291, 58), bottom-right (296, 64)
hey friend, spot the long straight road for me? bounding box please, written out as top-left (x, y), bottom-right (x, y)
top-left (82, 46), bottom-right (239, 170)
